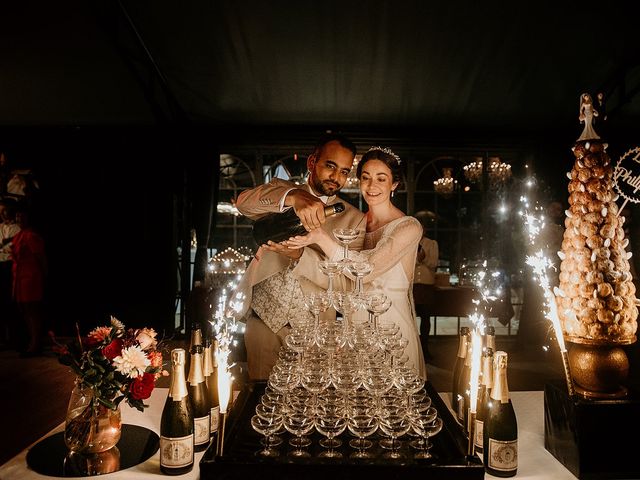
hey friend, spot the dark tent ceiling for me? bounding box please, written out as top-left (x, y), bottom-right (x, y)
top-left (2, 0), bottom-right (639, 135)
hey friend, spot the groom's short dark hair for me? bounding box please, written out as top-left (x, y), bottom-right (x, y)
top-left (315, 132), bottom-right (356, 157)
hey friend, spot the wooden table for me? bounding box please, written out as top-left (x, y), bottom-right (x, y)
top-left (414, 284), bottom-right (515, 334)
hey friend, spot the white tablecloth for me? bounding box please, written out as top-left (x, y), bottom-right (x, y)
top-left (0, 388), bottom-right (576, 479)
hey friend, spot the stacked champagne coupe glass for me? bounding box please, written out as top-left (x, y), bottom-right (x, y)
top-left (251, 228), bottom-right (442, 459)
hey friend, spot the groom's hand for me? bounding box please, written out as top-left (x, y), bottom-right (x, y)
top-left (285, 189), bottom-right (326, 231)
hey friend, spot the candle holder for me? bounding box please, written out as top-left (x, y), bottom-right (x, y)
top-left (467, 411), bottom-right (476, 457)
top-left (216, 411), bottom-right (227, 457)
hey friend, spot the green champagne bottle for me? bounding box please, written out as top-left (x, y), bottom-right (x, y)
top-left (483, 351), bottom-right (517, 477)
top-left (451, 326), bottom-right (469, 416)
top-left (160, 349), bottom-right (194, 475)
top-left (188, 343), bottom-right (211, 452)
top-left (252, 202), bottom-right (345, 246)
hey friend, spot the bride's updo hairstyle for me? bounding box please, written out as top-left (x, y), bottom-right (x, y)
top-left (357, 146), bottom-right (402, 184)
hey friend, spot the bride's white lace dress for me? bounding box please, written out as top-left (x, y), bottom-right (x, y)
top-left (352, 216), bottom-right (426, 379)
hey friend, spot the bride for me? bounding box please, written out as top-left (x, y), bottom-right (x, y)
top-left (285, 146), bottom-right (426, 379)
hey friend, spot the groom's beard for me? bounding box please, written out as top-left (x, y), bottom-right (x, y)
top-left (310, 175), bottom-right (341, 197)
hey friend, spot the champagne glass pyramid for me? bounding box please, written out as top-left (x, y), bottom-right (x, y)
top-left (333, 228), bottom-right (360, 262)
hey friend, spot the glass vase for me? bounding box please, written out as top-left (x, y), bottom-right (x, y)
top-left (64, 381), bottom-right (122, 454)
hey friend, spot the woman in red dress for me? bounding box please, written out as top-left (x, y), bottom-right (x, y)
top-left (11, 206), bottom-right (46, 356)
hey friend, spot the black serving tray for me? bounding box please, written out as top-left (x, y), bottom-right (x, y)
top-left (26, 424), bottom-right (159, 477)
top-left (200, 380), bottom-right (484, 480)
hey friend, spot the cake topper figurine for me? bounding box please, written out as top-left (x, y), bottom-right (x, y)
top-left (577, 92), bottom-right (600, 142)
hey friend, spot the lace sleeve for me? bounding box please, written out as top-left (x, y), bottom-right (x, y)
top-left (347, 217), bottom-right (422, 284)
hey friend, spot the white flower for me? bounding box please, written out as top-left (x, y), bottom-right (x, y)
top-left (110, 316), bottom-right (125, 334)
top-left (136, 328), bottom-right (157, 350)
top-left (112, 345), bottom-right (151, 378)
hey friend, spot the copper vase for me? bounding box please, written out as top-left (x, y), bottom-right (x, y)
top-left (567, 336), bottom-right (635, 399)
top-left (64, 381), bottom-right (122, 454)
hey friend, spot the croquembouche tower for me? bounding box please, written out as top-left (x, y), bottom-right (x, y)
top-left (556, 92), bottom-right (638, 398)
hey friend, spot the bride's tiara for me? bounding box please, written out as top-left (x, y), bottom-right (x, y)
top-left (365, 146), bottom-right (401, 164)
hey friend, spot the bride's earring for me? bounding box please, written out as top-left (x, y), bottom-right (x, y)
top-left (391, 190), bottom-right (395, 198)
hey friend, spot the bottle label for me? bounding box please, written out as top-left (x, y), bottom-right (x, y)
top-left (160, 434), bottom-right (194, 468)
top-left (210, 406), bottom-right (220, 433)
top-left (474, 419), bottom-right (483, 449)
top-left (487, 438), bottom-right (518, 472)
top-left (194, 415), bottom-right (210, 445)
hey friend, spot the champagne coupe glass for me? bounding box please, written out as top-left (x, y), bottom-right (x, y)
top-left (363, 371), bottom-right (393, 414)
top-left (268, 368), bottom-right (300, 393)
top-left (255, 400), bottom-right (285, 447)
top-left (316, 414), bottom-right (348, 457)
top-left (304, 292), bottom-right (331, 331)
top-left (300, 369), bottom-right (331, 414)
top-left (283, 412), bottom-right (315, 457)
top-left (318, 260), bottom-right (344, 299)
top-left (408, 405), bottom-right (437, 448)
top-left (367, 294), bottom-right (392, 334)
top-left (332, 228), bottom-right (360, 263)
top-left (378, 413), bottom-right (412, 459)
top-left (285, 331), bottom-right (311, 369)
top-left (345, 260), bottom-right (373, 295)
top-left (395, 368), bottom-right (425, 396)
top-left (349, 324), bottom-right (375, 373)
top-left (334, 292), bottom-right (359, 334)
top-left (316, 324), bottom-right (341, 371)
top-left (251, 413), bottom-right (283, 457)
top-left (385, 335), bottom-right (409, 368)
top-left (411, 414), bottom-right (443, 459)
top-left (348, 411), bottom-right (378, 458)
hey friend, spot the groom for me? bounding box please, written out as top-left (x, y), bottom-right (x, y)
top-left (234, 133), bottom-right (365, 380)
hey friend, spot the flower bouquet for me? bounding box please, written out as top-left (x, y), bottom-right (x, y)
top-left (52, 316), bottom-right (167, 453)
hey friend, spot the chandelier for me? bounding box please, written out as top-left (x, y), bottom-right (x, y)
top-left (433, 167), bottom-right (456, 196)
top-left (342, 155), bottom-right (361, 192)
top-left (463, 156), bottom-right (511, 189)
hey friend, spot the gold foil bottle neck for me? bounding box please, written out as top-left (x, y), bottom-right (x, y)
top-left (169, 348), bottom-right (188, 400)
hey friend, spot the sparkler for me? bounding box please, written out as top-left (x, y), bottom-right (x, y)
top-left (521, 199), bottom-right (575, 396)
top-left (525, 252), bottom-right (575, 396)
top-left (467, 326), bottom-right (483, 456)
top-left (211, 280), bottom-right (245, 456)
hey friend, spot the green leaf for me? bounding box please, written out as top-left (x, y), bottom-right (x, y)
top-left (98, 397), bottom-right (116, 410)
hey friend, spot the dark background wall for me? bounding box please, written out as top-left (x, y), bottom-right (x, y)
top-left (1, 127), bottom-right (183, 334)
